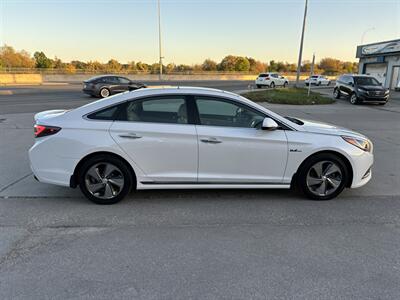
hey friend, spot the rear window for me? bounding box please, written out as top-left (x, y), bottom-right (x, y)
top-left (311, 75), bottom-right (319, 78)
top-left (258, 74), bottom-right (269, 77)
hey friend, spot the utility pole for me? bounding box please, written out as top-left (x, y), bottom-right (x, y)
top-left (157, 0), bottom-right (163, 80)
top-left (308, 53), bottom-right (315, 97)
top-left (295, 0), bottom-right (308, 88)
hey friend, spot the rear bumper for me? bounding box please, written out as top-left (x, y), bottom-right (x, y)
top-left (29, 140), bottom-right (77, 187)
top-left (82, 88), bottom-right (96, 96)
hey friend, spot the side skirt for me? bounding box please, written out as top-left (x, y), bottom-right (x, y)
top-left (137, 182), bottom-right (291, 190)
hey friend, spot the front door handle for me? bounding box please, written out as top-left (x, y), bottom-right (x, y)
top-left (200, 137), bottom-right (222, 144)
top-left (119, 133), bottom-right (142, 139)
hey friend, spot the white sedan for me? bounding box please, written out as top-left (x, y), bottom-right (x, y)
top-left (29, 87), bottom-right (373, 204)
top-left (305, 75), bottom-right (331, 86)
top-left (255, 73), bottom-right (289, 88)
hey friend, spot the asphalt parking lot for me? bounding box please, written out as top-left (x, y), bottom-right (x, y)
top-left (0, 82), bottom-right (400, 299)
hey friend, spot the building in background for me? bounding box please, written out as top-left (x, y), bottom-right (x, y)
top-left (356, 39), bottom-right (400, 90)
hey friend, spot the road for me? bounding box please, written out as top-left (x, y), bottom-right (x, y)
top-left (0, 82), bottom-right (400, 299)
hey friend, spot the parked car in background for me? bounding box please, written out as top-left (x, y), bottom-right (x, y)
top-left (255, 73), bottom-right (289, 88)
top-left (305, 75), bottom-right (331, 86)
top-left (333, 74), bottom-right (389, 105)
top-left (29, 87), bottom-right (373, 204)
top-left (82, 75), bottom-right (146, 98)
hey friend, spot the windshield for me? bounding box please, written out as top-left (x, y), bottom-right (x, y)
top-left (354, 77), bottom-right (380, 86)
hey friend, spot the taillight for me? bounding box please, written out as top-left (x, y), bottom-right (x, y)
top-left (34, 124), bottom-right (61, 138)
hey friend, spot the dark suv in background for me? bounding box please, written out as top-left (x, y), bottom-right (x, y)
top-left (333, 74), bottom-right (389, 105)
top-left (83, 75), bottom-right (146, 98)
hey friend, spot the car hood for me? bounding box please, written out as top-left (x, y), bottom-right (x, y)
top-left (357, 85), bottom-right (386, 91)
top-left (295, 118), bottom-right (366, 138)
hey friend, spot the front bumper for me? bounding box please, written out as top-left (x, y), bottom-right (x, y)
top-left (349, 150), bottom-right (374, 189)
top-left (357, 91), bottom-right (389, 102)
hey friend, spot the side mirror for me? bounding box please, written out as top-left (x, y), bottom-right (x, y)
top-left (262, 117), bottom-right (279, 130)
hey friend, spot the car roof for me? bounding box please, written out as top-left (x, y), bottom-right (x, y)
top-left (64, 86), bottom-right (301, 131)
top-left (86, 75), bottom-right (124, 81)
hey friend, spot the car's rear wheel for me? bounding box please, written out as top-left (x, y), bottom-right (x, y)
top-left (350, 93), bottom-right (359, 105)
top-left (99, 88), bottom-right (110, 98)
top-left (283, 82), bottom-right (288, 88)
top-left (333, 88), bottom-right (341, 99)
top-left (297, 153), bottom-right (348, 200)
top-left (256, 84), bottom-right (262, 89)
top-left (270, 82), bottom-right (275, 88)
top-left (78, 155), bottom-right (133, 204)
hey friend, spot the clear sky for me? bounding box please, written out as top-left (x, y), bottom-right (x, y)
top-left (1, 0), bottom-right (399, 64)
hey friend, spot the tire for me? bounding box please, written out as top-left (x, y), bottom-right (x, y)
top-left (317, 82), bottom-right (321, 86)
top-left (99, 88), bottom-right (110, 98)
top-left (327, 81), bottom-right (331, 86)
top-left (270, 82), bottom-right (275, 88)
top-left (78, 154), bottom-right (134, 204)
top-left (333, 88), bottom-right (341, 99)
top-left (283, 82), bottom-right (288, 88)
top-left (350, 93), bottom-right (359, 105)
top-left (305, 83), bottom-right (309, 86)
top-left (297, 153), bottom-right (349, 201)
top-left (256, 84), bottom-right (262, 89)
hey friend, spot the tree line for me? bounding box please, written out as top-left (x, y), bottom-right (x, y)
top-left (0, 45), bottom-right (358, 75)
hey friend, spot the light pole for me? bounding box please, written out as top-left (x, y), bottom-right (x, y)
top-left (157, 0), bottom-right (163, 80)
top-left (361, 27), bottom-right (375, 45)
top-left (295, 0), bottom-right (308, 88)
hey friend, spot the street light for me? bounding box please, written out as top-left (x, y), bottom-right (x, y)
top-left (157, 0), bottom-right (163, 80)
top-left (361, 27), bottom-right (375, 45)
top-left (295, 0), bottom-right (308, 88)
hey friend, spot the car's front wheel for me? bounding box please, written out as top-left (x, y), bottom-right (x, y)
top-left (283, 82), bottom-right (288, 88)
top-left (297, 153), bottom-right (349, 200)
top-left (270, 82), bottom-right (275, 88)
top-left (350, 93), bottom-right (359, 105)
top-left (256, 84), bottom-right (262, 89)
top-left (78, 155), bottom-right (134, 204)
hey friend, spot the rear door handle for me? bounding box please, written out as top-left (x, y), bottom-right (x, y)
top-left (118, 133), bottom-right (142, 139)
top-left (200, 137), bottom-right (222, 144)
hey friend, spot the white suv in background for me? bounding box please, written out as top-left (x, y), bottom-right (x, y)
top-left (255, 73), bottom-right (289, 88)
top-left (305, 75), bottom-right (331, 86)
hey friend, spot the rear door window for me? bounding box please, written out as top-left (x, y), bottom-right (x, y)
top-left (116, 96), bottom-right (188, 124)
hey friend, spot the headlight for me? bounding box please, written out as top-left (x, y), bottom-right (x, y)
top-left (357, 88), bottom-right (367, 93)
top-left (342, 136), bottom-right (372, 152)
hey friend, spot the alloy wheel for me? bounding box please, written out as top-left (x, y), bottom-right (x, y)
top-left (350, 94), bottom-right (357, 104)
top-left (333, 89), bottom-right (339, 97)
top-left (85, 162), bottom-right (125, 199)
top-left (100, 88), bottom-right (110, 98)
top-left (306, 160), bottom-right (343, 197)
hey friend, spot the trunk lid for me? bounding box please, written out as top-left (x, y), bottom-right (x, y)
top-left (34, 110), bottom-right (69, 122)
